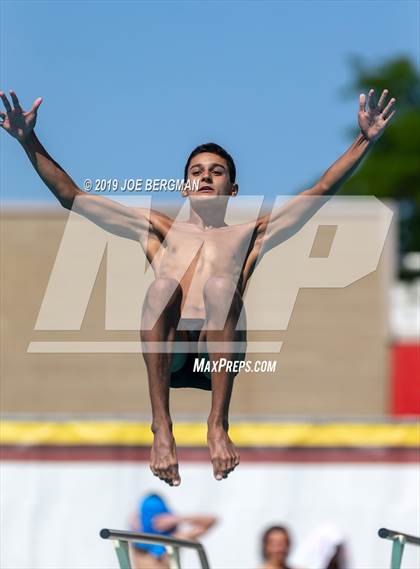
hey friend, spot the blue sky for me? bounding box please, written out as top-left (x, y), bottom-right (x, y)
top-left (1, 0), bottom-right (418, 204)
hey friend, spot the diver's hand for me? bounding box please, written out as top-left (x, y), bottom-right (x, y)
top-left (358, 88), bottom-right (396, 142)
top-left (0, 90), bottom-right (42, 143)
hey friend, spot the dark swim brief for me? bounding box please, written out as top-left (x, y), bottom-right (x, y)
top-left (169, 318), bottom-right (212, 391)
top-left (169, 318), bottom-right (246, 391)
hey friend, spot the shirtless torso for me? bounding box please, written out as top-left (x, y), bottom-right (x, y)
top-left (141, 212), bottom-right (260, 318)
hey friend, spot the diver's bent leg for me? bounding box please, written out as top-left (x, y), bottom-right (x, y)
top-left (141, 277), bottom-right (183, 486)
top-left (202, 276), bottom-right (246, 480)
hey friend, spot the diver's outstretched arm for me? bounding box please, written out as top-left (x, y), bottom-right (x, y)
top-left (0, 90), bottom-right (155, 241)
top-left (256, 89), bottom-right (396, 252)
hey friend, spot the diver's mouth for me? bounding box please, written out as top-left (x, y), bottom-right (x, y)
top-left (197, 185), bottom-right (214, 193)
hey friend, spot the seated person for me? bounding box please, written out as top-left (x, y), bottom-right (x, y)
top-left (130, 493), bottom-right (217, 569)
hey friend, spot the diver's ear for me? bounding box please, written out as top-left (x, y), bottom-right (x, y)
top-left (231, 184), bottom-right (239, 197)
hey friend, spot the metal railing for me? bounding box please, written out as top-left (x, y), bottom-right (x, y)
top-left (100, 528), bottom-right (211, 569)
top-left (378, 528), bottom-right (420, 569)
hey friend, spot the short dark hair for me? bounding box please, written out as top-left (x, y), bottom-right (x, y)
top-left (184, 142), bottom-right (236, 183)
top-left (261, 525), bottom-right (291, 561)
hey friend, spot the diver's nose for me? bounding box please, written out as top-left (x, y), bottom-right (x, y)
top-left (201, 171), bottom-right (212, 183)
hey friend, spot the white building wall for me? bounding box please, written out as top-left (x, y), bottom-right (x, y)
top-left (1, 461), bottom-right (419, 569)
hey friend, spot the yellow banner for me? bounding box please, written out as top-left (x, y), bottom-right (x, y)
top-left (1, 421), bottom-right (419, 447)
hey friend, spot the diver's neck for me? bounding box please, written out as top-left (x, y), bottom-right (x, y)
top-left (188, 203), bottom-right (228, 229)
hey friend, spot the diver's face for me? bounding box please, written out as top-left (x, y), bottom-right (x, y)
top-left (184, 153), bottom-right (238, 198)
top-left (265, 531), bottom-right (289, 565)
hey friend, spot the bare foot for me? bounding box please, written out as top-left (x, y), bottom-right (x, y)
top-left (207, 426), bottom-right (240, 481)
top-left (150, 427), bottom-right (181, 486)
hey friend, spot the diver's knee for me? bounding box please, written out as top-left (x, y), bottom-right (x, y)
top-left (203, 276), bottom-right (236, 301)
top-left (146, 278), bottom-right (182, 307)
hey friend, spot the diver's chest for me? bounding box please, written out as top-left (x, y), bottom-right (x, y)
top-left (168, 231), bottom-right (248, 263)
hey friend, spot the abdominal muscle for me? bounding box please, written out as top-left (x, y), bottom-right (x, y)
top-left (152, 223), bottom-right (252, 319)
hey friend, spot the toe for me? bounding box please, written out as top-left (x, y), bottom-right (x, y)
top-left (157, 467), bottom-right (167, 481)
top-left (171, 468), bottom-right (181, 486)
top-left (168, 464), bottom-right (181, 486)
top-left (213, 459), bottom-right (223, 481)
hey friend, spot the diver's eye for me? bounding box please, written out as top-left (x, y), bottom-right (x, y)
top-left (191, 170), bottom-right (201, 176)
top-left (213, 170), bottom-right (223, 175)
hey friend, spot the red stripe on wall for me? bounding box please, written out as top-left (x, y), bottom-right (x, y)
top-left (391, 343), bottom-right (420, 416)
top-left (1, 445), bottom-right (419, 463)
